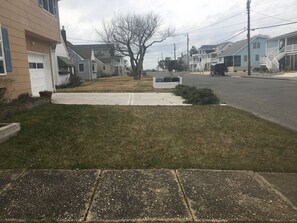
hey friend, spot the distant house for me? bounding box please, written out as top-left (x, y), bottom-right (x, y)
top-left (180, 54), bottom-right (193, 71)
top-left (192, 45), bottom-right (217, 71)
top-left (260, 31), bottom-right (297, 72)
top-left (0, 0), bottom-right (61, 99)
top-left (55, 27), bottom-right (74, 86)
top-left (68, 43), bottom-right (98, 81)
top-left (73, 44), bottom-right (126, 76)
top-left (218, 35), bottom-right (269, 72)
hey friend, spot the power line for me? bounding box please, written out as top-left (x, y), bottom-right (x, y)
top-left (252, 21), bottom-right (297, 30)
top-left (251, 10), bottom-right (293, 22)
top-left (173, 10), bottom-right (245, 36)
top-left (218, 29), bottom-right (247, 44)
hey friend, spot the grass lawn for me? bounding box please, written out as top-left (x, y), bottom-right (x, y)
top-left (0, 104), bottom-right (296, 172)
top-left (57, 76), bottom-right (163, 93)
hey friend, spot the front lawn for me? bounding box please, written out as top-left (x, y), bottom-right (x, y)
top-left (57, 76), bottom-right (159, 93)
top-left (0, 104), bottom-right (296, 172)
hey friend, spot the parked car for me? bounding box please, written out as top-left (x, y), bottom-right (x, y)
top-left (211, 63), bottom-right (228, 76)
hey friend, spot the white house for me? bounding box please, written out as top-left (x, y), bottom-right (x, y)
top-left (55, 27), bottom-right (74, 86)
top-left (260, 31), bottom-right (297, 72)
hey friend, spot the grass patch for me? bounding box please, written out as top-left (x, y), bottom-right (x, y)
top-left (0, 104), bottom-right (296, 171)
top-left (56, 76), bottom-right (167, 93)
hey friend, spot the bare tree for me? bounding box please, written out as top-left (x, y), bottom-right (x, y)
top-left (99, 12), bottom-right (174, 80)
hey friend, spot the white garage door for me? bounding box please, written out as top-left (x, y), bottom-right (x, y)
top-left (28, 53), bottom-right (50, 96)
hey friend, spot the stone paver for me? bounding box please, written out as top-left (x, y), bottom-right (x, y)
top-left (0, 170), bottom-right (24, 193)
top-left (88, 169), bottom-right (191, 222)
top-left (177, 170), bottom-right (297, 222)
top-left (0, 170), bottom-right (100, 221)
top-left (260, 172), bottom-right (297, 208)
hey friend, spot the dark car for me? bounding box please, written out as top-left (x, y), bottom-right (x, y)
top-left (211, 63), bottom-right (228, 76)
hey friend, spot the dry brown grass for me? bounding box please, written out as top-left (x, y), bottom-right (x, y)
top-left (57, 76), bottom-right (163, 93)
top-left (1, 104), bottom-right (297, 172)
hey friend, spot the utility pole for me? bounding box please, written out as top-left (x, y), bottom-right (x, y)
top-left (186, 33), bottom-right (189, 71)
top-left (247, 0), bottom-right (251, 76)
top-left (174, 44), bottom-right (176, 60)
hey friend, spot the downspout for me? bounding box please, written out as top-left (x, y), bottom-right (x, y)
top-left (233, 55), bottom-right (235, 72)
top-left (49, 44), bottom-right (57, 92)
top-left (89, 60), bottom-right (92, 82)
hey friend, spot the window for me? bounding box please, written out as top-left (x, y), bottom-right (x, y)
top-left (92, 63), bottom-right (96, 72)
top-left (0, 26), bottom-right (12, 75)
top-left (103, 66), bottom-right (106, 71)
top-left (29, 62), bottom-right (44, 69)
top-left (79, 63), bottom-right (84, 72)
top-left (244, 55), bottom-right (247, 62)
top-left (234, 56), bottom-right (241, 67)
top-left (255, 55), bottom-right (259, 61)
top-left (38, 0), bottom-right (57, 16)
top-left (253, 42), bottom-right (260, 49)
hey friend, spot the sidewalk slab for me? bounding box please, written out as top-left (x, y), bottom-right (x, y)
top-left (52, 93), bottom-right (131, 105)
top-left (259, 172), bottom-right (297, 207)
top-left (177, 170), bottom-right (297, 222)
top-left (0, 170), bottom-right (100, 221)
top-left (132, 93), bottom-right (187, 106)
top-left (88, 169), bottom-right (191, 222)
top-left (52, 93), bottom-right (187, 106)
top-left (0, 170), bottom-right (23, 193)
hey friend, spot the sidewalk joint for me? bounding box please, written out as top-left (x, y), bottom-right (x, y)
top-left (174, 170), bottom-right (195, 222)
top-left (0, 169), bottom-right (27, 196)
top-left (83, 170), bottom-right (102, 221)
top-left (255, 173), bottom-right (297, 211)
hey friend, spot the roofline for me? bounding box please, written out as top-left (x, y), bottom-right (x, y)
top-left (221, 36), bottom-right (268, 57)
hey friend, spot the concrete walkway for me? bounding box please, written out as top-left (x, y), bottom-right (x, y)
top-left (0, 169), bottom-right (296, 222)
top-left (52, 93), bottom-right (188, 106)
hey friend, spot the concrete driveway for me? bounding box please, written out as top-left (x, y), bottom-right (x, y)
top-left (52, 93), bottom-right (187, 106)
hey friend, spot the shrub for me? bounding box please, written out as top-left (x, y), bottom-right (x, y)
top-left (174, 85), bottom-right (220, 105)
top-left (56, 75), bottom-right (82, 89)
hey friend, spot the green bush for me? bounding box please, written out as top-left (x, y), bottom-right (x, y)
top-left (57, 75), bottom-right (82, 89)
top-left (174, 85), bottom-right (220, 105)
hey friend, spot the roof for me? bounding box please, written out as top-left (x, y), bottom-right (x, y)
top-left (269, 30), bottom-right (297, 41)
top-left (219, 35), bottom-right (269, 57)
top-left (71, 46), bottom-right (93, 59)
top-left (73, 44), bottom-right (114, 49)
top-left (67, 42), bottom-right (91, 59)
top-left (98, 58), bottom-right (112, 64)
top-left (58, 56), bottom-right (73, 67)
top-left (198, 45), bottom-right (217, 50)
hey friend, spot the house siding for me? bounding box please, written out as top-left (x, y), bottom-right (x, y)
top-left (0, 0), bottom-right (60, 99)
top-left (238, 37), bottom-right (267, 69)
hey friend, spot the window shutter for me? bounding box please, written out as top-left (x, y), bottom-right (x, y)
top-left (1, 27), bottom-right (12, 72)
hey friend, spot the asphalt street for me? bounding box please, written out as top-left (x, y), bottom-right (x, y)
top-left (182, 75), bottom-right (297, 131)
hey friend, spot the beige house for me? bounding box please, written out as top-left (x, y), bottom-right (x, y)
top-left (0, 0), bottom-right (61, 99)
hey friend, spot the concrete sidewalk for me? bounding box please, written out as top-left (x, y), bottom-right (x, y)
top-left (52, 93), bottom-right (188, 106)
top-left (0, 169), bottom-right (296, 222)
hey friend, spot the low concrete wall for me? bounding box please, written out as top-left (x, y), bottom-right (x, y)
top-left (0, 123), bottom-right (21, 144)
top-left (153, 77), bottom-right (182, 89)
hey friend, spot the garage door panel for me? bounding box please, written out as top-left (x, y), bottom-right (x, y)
top-left (28, 53), bottom-right (49, 97)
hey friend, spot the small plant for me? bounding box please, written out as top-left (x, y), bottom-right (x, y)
top-left (174, 85), bottom-right (220, 105)
top-left (56, 75), bottom-right (82, 89)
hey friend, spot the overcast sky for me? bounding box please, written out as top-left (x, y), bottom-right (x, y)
top-left (59, 0), bottom-right (297, 69)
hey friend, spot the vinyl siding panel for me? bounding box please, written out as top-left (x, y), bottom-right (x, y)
top-left (0, 0), bottom-right (60, 99)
